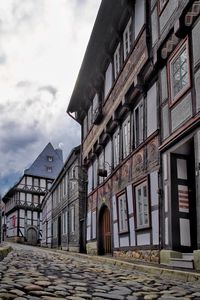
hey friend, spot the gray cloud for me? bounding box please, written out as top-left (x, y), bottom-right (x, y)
top-left (16, 80), bottom-right (32, 88)
top-left (38, 85), bottom-right (58, 97)
top-left (0, 53), bottom-right (7, 64)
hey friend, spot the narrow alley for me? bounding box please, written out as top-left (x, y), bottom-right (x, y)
top-left (1, 244), bottom-right (200, 300)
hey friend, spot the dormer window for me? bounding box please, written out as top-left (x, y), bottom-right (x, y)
top-left (47, 166), bottom-right (52, 173)
top-left (104, 63), bottom-right (113, 100)
top-left (114, 43), bottom-right (121, 79)
top-left (123, 18), bottom-right (132, 61)
top-left (47, 156), bottom-right (53, 162)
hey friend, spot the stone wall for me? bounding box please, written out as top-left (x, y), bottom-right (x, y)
top-left (113, 249), bottom-right (160, 263)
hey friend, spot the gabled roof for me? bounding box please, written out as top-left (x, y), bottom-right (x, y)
top-left (24, 142), bottom-right (63, 179)
top-left (67, 0), bottom-right (131, 117)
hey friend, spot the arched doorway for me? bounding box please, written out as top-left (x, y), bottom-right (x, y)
top-left (98, 205), bottom-right (112, 255)
top-left (27, 227), bottom-right (37, 245)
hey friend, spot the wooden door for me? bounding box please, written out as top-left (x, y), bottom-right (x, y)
top-left (100, 206), bottom-right (112, 254)
top-left (27, 227), bottom-right (37, 245)
top-left (171, 154), bottom-right (197, 252)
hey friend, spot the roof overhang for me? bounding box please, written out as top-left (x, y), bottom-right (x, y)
top-left (67, 0), bottom-right (132, 120)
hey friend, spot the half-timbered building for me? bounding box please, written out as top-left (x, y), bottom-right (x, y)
top-left (41, 146), bottom-right (87, 252)
top-left (67, 0), bottom-right (160, 262)
top-left (2, 143), bottom-right (63, 245)
top-left (151, 0), bottom-right (200, 269)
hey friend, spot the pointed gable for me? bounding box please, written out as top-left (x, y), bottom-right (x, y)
top-left (24, 142), bottom-right (63, 179)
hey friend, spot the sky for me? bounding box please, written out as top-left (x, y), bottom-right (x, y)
top-left (0, 0), bottom-right (101, 196)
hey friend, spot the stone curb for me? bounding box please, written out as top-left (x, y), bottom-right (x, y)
top-left (0, 245), bottom-right (12, 261)
top-left (46, 248), bottom-right (200, 283)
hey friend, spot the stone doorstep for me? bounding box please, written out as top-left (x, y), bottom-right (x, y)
top-left (44, 248), bottom-right (200, 283)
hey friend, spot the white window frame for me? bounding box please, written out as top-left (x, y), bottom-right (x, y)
top-left (47, 166), bottom-right (52, 173)
top-left (70, 206), bottom-right (75, 233)
top-left (91, 210), bottom-right (96, 239)
top-left (118, 193), bottom-right (128, 233)
top-left (122, 115), bottom-right (131, 159)
top-left (83, 115), bottom-right (88, 139)
top-left (104, 63), bottom-right (113, 99)
top-left (62, 210), bottom-right (68, 235)
top-left (88, 105), bottom-right (93, 130)
top-left (113, 128), bottom-right (120, 168)
top-left (114, 43), bottom-right (121, 79)
top-left (134, 99), bottom-right (144, 148)
top-left (168, 39), bottom-right (190, 105)
top-left (135, 181), bottom-right (150, 229)
top-left (123, 18), bottom-right (132, 61)
top-left (98, 150), bottom-right (105, 184)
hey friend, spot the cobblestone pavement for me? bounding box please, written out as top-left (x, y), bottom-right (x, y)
top-left (1, 244), bottom-right (200, 300)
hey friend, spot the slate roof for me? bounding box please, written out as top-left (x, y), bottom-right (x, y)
top-left (24, 142), bottom-right (63, 179)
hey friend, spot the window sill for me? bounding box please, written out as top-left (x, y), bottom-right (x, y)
top-left (135, 226), bottom-right (151, 232)
top-left (119, 230), bottom-right (129, 236)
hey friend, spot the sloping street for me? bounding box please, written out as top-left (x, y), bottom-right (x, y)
top-left (0, 244), bottom-right (200, 300)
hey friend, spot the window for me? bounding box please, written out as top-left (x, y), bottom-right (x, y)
top-left (33, 195), bottom-right (39, 205)
top-left (135, 181), bottom-right (150, 229)
top-left (63, 211), bottom-right (68, 234)
top-left (93, 94), bottom-right (99, 118)
top-left (118, 193), bottom-right (128, 233)
top-left (70, 206), bottom-right (75, 233)
top-left (98, 150), bottom-right (105, 184)
top-left (83, 115), bottom-right (88, 139)
top-left (123, 18), bottom-right (132, 61)
top-left (33, 178), bottom-right (39, 188)
top-left (47, 156), bottom-right (53, 162)
top-left (159, 0), bottom-right (168, 14)
top-left (104, 63), bottom-right (113, 99)
top-left (88, 105), bottom-right (93, 130)
top-left (91, 210), bottom-right (96, 239)
top-left (122, 116), bottom-right (131, 159)
top-left (113, 128), bottom-right (120, 168)
top-left (93, 159), bottom-right (98, 189)
top-left (134, 100), bottom-right (144, 147)
top-left (47, 166), bottom-right (52, 173)
top-left (47, 180), bottom-right (52, 190)
top-left (114, 43), bottom-right (121, 79)
top-left (169, 39), bottom-right (190, 104)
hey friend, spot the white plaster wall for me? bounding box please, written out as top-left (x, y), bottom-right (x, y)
top-left (137, 233), bottom-right (150, 246)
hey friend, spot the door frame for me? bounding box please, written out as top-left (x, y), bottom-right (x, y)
top-left (171, 153), bottom-right (197, 252)
top-left (98, 204), bottom-right (112, 255)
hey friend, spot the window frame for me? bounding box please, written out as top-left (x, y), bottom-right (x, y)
top-left (123, 18), bottom-right (132, 61)
top-left (134, 180), bottom-right (151, 230)
top-left (98, 149), bottom-right (105, 184)
top-left (122, 114), bottom-right (131, 159)
top-left (117, 191), bottom-right (129, 234)
top-left (114, 43), bottom-right (121, 79)
top-left (168, 38), bottom-right (191, 106)
top-left (133, 99), bottom-right (144, 148)
top-left (70, 206), bottom-right (75, 233)
top-left (113, 127), bottom-right (120, 168)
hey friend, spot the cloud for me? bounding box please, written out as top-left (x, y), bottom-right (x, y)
top-left (16, 80), bottom-right (32, 88)
top-left (38, 85), bottom-right (58, 97)
top-left (0, 0), bottom-right (101, 195)
top-left (0, 53), bottom-right (6, 64)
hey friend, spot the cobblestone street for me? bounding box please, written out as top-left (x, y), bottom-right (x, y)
top-left (1, 244), bottom-right (200, 300)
